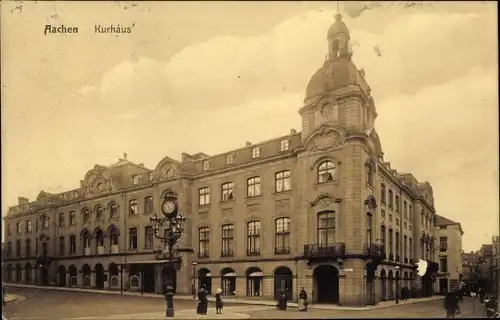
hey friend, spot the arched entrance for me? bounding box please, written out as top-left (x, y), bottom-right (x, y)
top-left (313, 265), bottom-right (339, 304)
top-left (95, 263), bottom-right (105, 289)
top-left (404, 271), bottom-right (409, 289)
top-left (220, 268), bottom-right (236, 296)
top-left (69, 265), bottom-right (78, 287)
top-left (162, 265), bottom-right (177, 294)
top-left (245, 267), bottom-right (263, 297)
top-left (82, 264), bottom-right (91, 287)
top-left (108, 263), bottom-right (119, 289)
top-left (395, 271), bottom-right (400, 300)
top-left (380, 269), bottom-right (387, 301)
top-left (365, 263), bottom-right (376, 305)
top-left (273, 266), bottom-right (293, 301)
top-left (40, 266), bottom-right (49, 285)
top-left (198, 268), bottom-right (212, 295)
top-left (388, 271), bottom-right (394, 300)
top-left (25, 263), bottom-right (32, 284)
top-left (58, 265), bottom-right (67, 287)
top-left (15, 263), bottom-right (22, 282)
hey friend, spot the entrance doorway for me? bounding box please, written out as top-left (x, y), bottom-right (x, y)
top-left (273, 266), bottom-right (293, 301)
top-left (41, 267), bottom-right (49, 285)
top-left (95, 263), bottom-right (105, 289)
top-left (143, 264), bottom-right (156, 293)
top-left (58, 266), bottom-right (66, 287)
top-left (198, 268), bottom-right (212, 295)
top-left (365, 263), bottom-right (376, 305)
top-left (313, 265), bottom-right (339, 304)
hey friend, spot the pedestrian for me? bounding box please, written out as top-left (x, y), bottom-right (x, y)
top-left (455, 290), bottom-right (461, 315)
top-left (197, 285), bottom-right (208, 315)
top-left (277, 290), bottom-right (288, 310)
top-left (298, 287), bottom-right (308, 311)
top-left (444, 291), bottom-right (458, 319)
top-left (215, 288), bottom-right (224, 314)
top-left (191, 284), bottom-right (196, 301)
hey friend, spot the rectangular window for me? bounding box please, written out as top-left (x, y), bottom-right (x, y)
top-left (388, 190), bottom-right (394, 208)
top-left (27, 221), bottom-right (32, 233)
top-left (440, 236), bottom-right (448, 252)
top-left (318, 211), bottom-right (336, 244)
top-left (247, 221), bottom-right (261, 255)
top-left (25, 239), bottom-right (31, 256)
top-left (380, 225), bottom-right (386, 255)
top-left (129, 200), bottom-right (139, 215)
top-left (69, 212), bottom-right (76, 225)
top-left (395, 232), bottom-right (400, 260)
top-left (199, 227), bottom-right (210, 258)
top-left (251, 147), bottom-right (260, 159)
top-left (247, 177), bottom-right (261, 197)
top-left (439, 257), bottom-right (448, 273)
top-left (16, 222), bottom-right (22, 234)
top-left (404, 235), bottom-right (408, 261)
top-left (59, 214), bottom-right (65, 227)
top-left (403, 201), bottom-right (408, 219)
top-left (221, 224), bottom-right (234, 257)
top-left (199, 187), bottom-right (210, 205)
top-left (59, 236), bottom-right (65, 256)
top-left (395, 195), bottom-right (400, 212)
top-left (129, 228), bottom-right (138, 250)
top-left (145, 226), bottom-right (154, 249)
top-left (7, 225), bottom-right (11, 236)
top-left (16, 240), bottom-right (21, 257)
top-left (275, 170), bottom-right (291, 193)
top-left (144, 197), bottom-right (154, 214)
top-left (409, 238), bottom-right (413, 259)
top-left (275, 217), bottom-right (291, 254)
top-left (388, 229), bottom-right (393, 257)
top-left (6, 242), bottom-right (12, 257)
top-left (70, 235), bottom-right (76, 254)
top-left (380, 184), bottom-right (386, 204)
top-left (409, 205), bottom-right (413, 221)
top-left (280, 140), bottom-right (289, 152)
top-left (221, 182), bottom-right (234, 202)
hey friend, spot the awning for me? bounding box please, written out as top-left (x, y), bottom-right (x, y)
top-left (248, 271), bottom-right (263, 277)
top-left (201, 273), bottom-right (212, 277)
top-left (223, 272), bottom-right (236, 277)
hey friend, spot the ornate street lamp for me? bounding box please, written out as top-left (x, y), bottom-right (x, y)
top-left (149, 192), bottom-right (187, 318)
top-left (395, 265), bottom-right (400, 304)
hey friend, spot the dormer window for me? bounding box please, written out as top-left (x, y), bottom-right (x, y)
top-left (149, 172), bottom-right (155, 181)
top-left (202, 160), bottom-right (210, 171)
top-left (226, 154), bottom-right (235, 165)
top-left (251, 147), bottom-right (260, 159)
top-left (133, 175), bottom-right (140, 185)
top-left (280, 140), bottom-right (290, 152)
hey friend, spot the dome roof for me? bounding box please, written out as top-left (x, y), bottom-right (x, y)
top-left (305, 65), bottom-right (329, 99)
top-left (327, 14), bottom-right (350, 39)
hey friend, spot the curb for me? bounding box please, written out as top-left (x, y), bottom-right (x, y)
top-left (5, 283), bottom-right (443, 311)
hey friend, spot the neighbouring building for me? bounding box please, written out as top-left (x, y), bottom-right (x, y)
top-left (462, 251), bottom-right (481, 283)
top-left (434, 215), bottom-right (463, 294)
top-left (2, 13), bottom-right (440, 307)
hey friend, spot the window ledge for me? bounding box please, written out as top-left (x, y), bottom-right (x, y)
top-left (244, 195), bottom-right (263, 204)
top-left (272, 190), bottom-right (293, 198)
top-left (197, 204), bottom-right (212, 212)
top-left (314, 180), bottom-right (338, 188)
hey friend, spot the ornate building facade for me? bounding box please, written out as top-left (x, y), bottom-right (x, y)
top-left (2, 14), bottom-right (439, 306)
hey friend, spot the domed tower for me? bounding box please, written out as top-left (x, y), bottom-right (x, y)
top-left (299, 13), bottom-right (378, 146)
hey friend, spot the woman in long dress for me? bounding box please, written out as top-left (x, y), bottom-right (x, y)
top-left (215, 288), bottom-right (224, 314)
top-left (298, 287), bottom-right (308, 311)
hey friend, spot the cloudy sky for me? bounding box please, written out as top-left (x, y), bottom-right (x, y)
top-left (1, 1), bottom-right (498, 252)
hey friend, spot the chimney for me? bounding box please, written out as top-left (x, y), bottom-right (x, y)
top-left (245, 141), bottom-right (252, 146)
top-left (139, 163), bottom-right (144, 167)
top-left (290, 129), bottom-right (297, 134)
top-left (18, 197), bottom-right (29, 205)
top-left (80, 180), bottom-right (84, 188)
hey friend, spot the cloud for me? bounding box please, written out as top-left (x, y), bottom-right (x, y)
top-left (97, 6), bottom-right (496, 114)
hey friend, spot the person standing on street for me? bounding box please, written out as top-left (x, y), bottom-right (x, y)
top-left (444, 291), bottom-right (458, 319)
top-left (215, 288), bottom-right (224, 314)
top-left (298, 288), bottom-right (308, 312)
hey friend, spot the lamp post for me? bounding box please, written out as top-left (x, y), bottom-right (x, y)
top-left (191, 261), bottom-right (198, 300)
top-left (149, 192), bottom-right (186, 319)
top-left (395, 265), bottom-right (400, 304)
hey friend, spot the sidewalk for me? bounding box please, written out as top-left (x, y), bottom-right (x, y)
top-left (3, 293), bottom-right (23, 304)
top-left (6, 283), bottom-right (443, 311)
top-left (67, 308), bottom-right (251, 320)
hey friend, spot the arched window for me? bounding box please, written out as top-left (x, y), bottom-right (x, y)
top-left (365, 162), bottom-right (374, 186)
top-left (69, 211), bottom-right (76, 225)
top-left (317, 161), bottom-right (336, 183)
top-left (129, 200), bottom-right (138, 215)
top-left (144, 196), bottom-right (154, 214)
top-left (58, 213), bottom-right (65, 227)
top-left (96, 206), bottom-right (104, 221)
top-left (41, 215), bottom-right (49, 229)
top-left (109, 203), bottom-right (118, 218)
top-left (395, 195), bottom-right (400, 212)
top-left (82, 209), bottom-right (90, 223)
top-left (109, 227), bottom-right (119, 246)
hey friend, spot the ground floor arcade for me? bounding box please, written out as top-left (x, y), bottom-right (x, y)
top-left (3, 257), bottom-right (436, 307)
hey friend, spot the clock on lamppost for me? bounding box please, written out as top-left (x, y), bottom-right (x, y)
top-left (162, 199), bottom-right (178, 217)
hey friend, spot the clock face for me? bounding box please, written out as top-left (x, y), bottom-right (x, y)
top-left (162, 200), bottom-right (176, 215)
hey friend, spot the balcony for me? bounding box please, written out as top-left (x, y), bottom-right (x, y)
top-left (365, 243), bottom-right (384, 256)
top-left (275, 247), bottom-right (291, 254)
top-left (220, 250), bottom-right (234, 258)
top-left (303, 243), bottom-right (345, 259)
top-left (246, 249), bottom-right (261, 256)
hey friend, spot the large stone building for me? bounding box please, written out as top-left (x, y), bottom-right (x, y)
top-left (2, 14), bottom-right (440, 306)
top-left (434, 215), bottom-right (463, 293)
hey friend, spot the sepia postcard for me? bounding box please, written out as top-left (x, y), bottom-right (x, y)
top-left (1, 1), bottom-right (499, 319)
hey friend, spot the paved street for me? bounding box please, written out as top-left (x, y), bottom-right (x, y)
top-left (3, 288), bottom-right (485, 319)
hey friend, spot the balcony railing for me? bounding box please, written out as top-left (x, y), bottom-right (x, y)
top-left (275, 247), bottom-right (291, 254)
top-left (304, 243), bottom-right (345, 258)
top-left (365, 243), bottom-right (384, 257)
top-left (220, 249), bottom-right (234, 257)
top-left (246, 249), bottom-right (261, 256)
